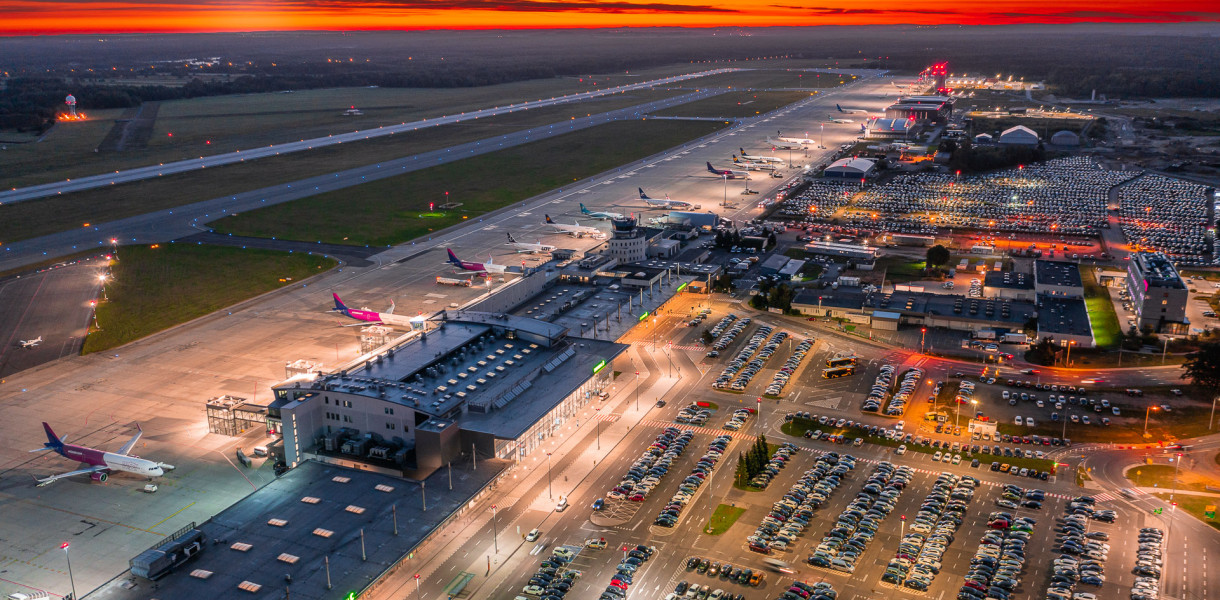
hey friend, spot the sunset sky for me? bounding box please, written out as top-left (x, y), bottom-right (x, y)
top-left (3, 0), bottom-right (1218, 35)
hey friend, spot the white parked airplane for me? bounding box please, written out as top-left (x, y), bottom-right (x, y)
top-left (545, 215), bottom-right (604, 238)
top-left (827, 116), bottom-right (854, 124)
top-left (705, 162), bottom-right (750, 180)
top-left (32, 422), bottom-right (170, 486)
top-left (18, 336), bottom-right (42, 348)
top-left (738, 148), bottom-right (784, 164)
top-left (773, 134), bottom-right (815, 146)
top-left (446, 249), bottom-right (507, 277)
top-left (505, 233), bottom-right (555, 254)
top-left (836, 104), bottom-right (869, 114)
top-left (579, 203), bottom-right (624, 220)
top-left (732, 156), bottom-right (776, 171)
top-left (638, 188), bottom-right (694, 209)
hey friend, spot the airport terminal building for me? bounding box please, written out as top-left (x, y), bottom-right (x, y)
top-left (270, 311), bottom-right (627, 477)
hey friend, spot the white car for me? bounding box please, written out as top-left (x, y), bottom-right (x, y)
top-left (933, 451), bottom-right (943, 461)
top-left (1014, 416), bottom-right (1024, 426)
top-left (896, 445), bottom-right (907, 455)
top-left (526, 528), bottom-right (541, 542)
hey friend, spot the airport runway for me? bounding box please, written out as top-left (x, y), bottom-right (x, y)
top-left (0, 257), bottom-right (106, 378)
top-left (0, 69), bottom-right (738, 205)
top-left (0, 87), bottom-right (731, 273)
top-left (0, 71), bottom-right (892, 598)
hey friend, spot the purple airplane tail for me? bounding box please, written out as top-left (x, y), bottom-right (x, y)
top-left (42, 422), bottom-right (63, 451)
top-left (332, 293), bottom-right (351, 314)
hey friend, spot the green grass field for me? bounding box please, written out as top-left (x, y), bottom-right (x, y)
top-left (0, 90), bottom-right (695, 244)
top-left (0, 80), bottom-right (685, 187)
top-left (876, 256), bottom-right (928, 284)
top-left (652, 91), bottom-right (812, 119)
top-left (210, 119), bottom-right (727, 245)
top-left (706, 504), bottom-right (746, 535)
top-left (689, 69), bottom-right (852, 90)
top-left (1152, 493), bottom-right (1220, 531)
top-left (83, 244), bottom-right (335, 353)
top-left (1127, 464), bottom-right (1220, 492)
top-left (1080, 267), bottom-right (1122, 348)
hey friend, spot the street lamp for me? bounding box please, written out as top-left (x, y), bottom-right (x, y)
top-left (1064, 340), bottom-right (1076, 367)
top-left (920, 328), bottom-right (927, 354)
top-left (546, 452), bottom-right (553, 499)
top-left (61, 542), bottom-right (77, 600)
top-left (635, 371), bottom-right (640, 411)
top-left (98, 273), bottom-right (109, 301)
top-left (491, 504), bottom-right (498, 553)
top-left (1161, 336), bottom-right (1174, 365)
top-left (1144, 405), bottom-right (1160, 438)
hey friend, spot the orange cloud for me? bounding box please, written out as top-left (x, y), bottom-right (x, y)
top-left (2, 0), bottom-right (1218, 34)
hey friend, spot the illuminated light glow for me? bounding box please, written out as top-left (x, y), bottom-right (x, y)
top-left (638, 311), bottom-right (650, 322)
top-left (592, 359), bottom-right (607, 374)
top-left (2, 3), bottom-right (1215, 34)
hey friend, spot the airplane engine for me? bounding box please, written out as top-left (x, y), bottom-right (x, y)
top-left (91, 471), bottom-right (108, 482)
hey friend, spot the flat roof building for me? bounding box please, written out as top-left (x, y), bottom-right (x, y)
top-left (865, 118), bottom-right (914, 140)
top-left (803, 240), bottom-right (879, 262)
top-left (1037, 295), bottom-right (1095, 348)
top-left (1127, 251), bottom-right (1189, 334)
top-left (984, 271), bottom-right (1035, 301)
top-left (885, 96), bottom-right (953, 123)
top-left (791, 289), bottom-right (1037, 334)
top-left (270, 311), bottom-right (626, 476)
top-left (1034, 260), bottom-right (1083, 298)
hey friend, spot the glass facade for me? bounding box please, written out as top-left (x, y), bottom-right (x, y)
top-left (493, 361), bottom-right (614, 460)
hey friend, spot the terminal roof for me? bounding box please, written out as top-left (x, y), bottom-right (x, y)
top-left (1034, 260), bottom-right (1083, 288)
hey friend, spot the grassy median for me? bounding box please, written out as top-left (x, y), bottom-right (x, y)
top-left (83, 244), bottom-right (335, 353)
top-left (211, 119), bottom-right (728, 246)
top-left (706, 504), bottom-right (746, 535)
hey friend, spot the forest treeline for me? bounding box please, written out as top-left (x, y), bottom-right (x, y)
top-left (3, 25), bottom-right (1218, 132)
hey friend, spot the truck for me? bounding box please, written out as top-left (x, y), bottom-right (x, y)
top-left (971, 244), bottom-right (996, 255)
top-left (1001, 333), bottom-right (1028, 344)
top-left (837, 276), bottom-right (861, 287)
top-left (436, 276), bottom-right (473, 287)
top-left (974, 329), bottom-right (997, 340)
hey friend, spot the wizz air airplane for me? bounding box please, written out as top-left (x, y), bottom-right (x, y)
top-left (836, 104), bottom-right (868, 114)
top-left (579, 203), bottom-right (624, 220)
top-left (827, 115), bottom-right (854, 124)
top-left (505, 233), bottom-right (555, 254)
top-left (545, 215), bottom-right (604, 238)
top-left (706, 162), bottom-right (749, 180)
top-left (18, 336), bottom-right (42, 348)
top-left (638, 188), bottom-right (693, 209)
top-left (732, 155), bottom-right (776, 171)
top-left (332, 293), bottom-right (417, 327)
top-left (738, 148), bottom-right (784, 164)
top-left (31, 422), bottom-right (170, 486)
top-left (446, 248), bottom-right (507, 276)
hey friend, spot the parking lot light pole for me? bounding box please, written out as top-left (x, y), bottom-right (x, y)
top-left (920, 328), bottom-right (927, 354)
top-left (1211, 396), bottom-right (1220, 430)
top-left (61, 542), bottom-right (77, 600)
top-left (547, 452), bottom-right (553, 499)
top-left (1144, 405), bottom-right (1159, 438)
top-left (491, 504), bottom-right (498, 553)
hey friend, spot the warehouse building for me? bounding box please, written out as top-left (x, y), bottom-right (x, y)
top-left (791, 289), bottom-right (1037, 335)
top-left (1034, 260), bottom-right (1083, 298)
top-left (822, 157), bottom-right (877, 179)
top-left (984, 271), bottom-right (1036, 301)
top-left (865, 118), bottom-right (914, 140)
top-left (1127, 251), bottom-right (1189, 334)
top-left (1050, 130), bottom-right (1081, 146)
top-left (803, 240), bottom-right (879, 264)
top-left (759, 254), bottom-right (791, 275)
top-left (997, 125), bottom-right (1040, 147)
top-left (1037, 295), bottom-right (1096, 348)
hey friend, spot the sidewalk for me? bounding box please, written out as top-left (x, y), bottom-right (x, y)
top-left (370, 347), bottom-right (679, 599)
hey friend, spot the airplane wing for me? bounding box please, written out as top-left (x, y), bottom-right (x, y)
top-left (117, 424), bottom-right (143, 456)
top-left (36, 465), bottom-right (108, 487)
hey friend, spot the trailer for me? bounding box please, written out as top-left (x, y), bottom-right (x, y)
top-left (1001, 333), bottom-right (1028, 344)
top-left (436, 276), bottom-right (473, 287)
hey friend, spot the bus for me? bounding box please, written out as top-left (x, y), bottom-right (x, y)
top-left (826, 356), bottom-right (857, 369)
top-left (822, 366), bottom-right (856, 379)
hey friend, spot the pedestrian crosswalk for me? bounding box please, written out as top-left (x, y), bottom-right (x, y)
top-left (638, 419), bottom-right (758, 441)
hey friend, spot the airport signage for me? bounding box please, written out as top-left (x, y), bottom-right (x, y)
top-left (592, 360), bottom-right (607, 374)
top-left (638, 311), bottom-right (650, 322)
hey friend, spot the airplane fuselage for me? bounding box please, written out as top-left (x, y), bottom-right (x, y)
top-left (59, 444), bottom-right (164, 478)
top-left (336, 304), bottom-right (416, 327)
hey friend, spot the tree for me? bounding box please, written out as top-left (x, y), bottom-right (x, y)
top-left (1182, 342), bottom-right (1220, 392)
top-left (926, 244), bottom-right (951, 269)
